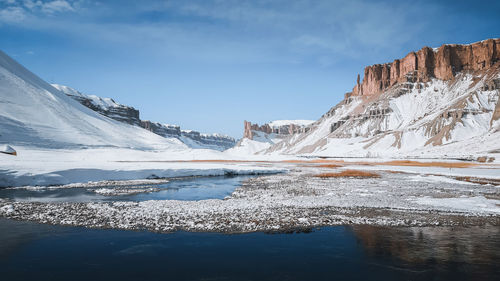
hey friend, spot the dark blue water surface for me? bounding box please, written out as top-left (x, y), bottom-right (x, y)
top-left (1, 219), bottom-right (498, 281)
top-left (0, 175), bottom-right (255, 202)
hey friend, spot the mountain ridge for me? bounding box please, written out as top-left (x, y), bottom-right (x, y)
top-left (263, 38), bottom-right (500, 158)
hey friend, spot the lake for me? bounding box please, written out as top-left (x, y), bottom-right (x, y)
top-left (1, 175), bottom-right (499, 280)
top-left (0, 219), bottom-right (498, 281)
top-left (0, 175), bottom-right (256, 202)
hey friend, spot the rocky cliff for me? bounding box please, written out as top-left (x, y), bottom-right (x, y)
top-left (243, 120), bottom-right (314, 140)
top-left (52, 84), bottom-right (141, 126)
top-left (141, 121), bottom-right (236, 150)
top-left (141, 121), bottom-right (181, 137)
top-left (264, 38), bottom-right (500, 158)
top-left (350, 38), bottom-right (500, 97)
top-left (54, 84), bottom-right (236, 151)
top-left (229, 120), bottom-right (314, 155)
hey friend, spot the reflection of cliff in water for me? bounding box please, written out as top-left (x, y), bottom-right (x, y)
top-left (350, 225), bottom-right (500, 277)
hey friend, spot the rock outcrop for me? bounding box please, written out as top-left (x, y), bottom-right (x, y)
top-left (53, 84), bottom-right (141, 126)
top-left (141, 121), bottom-right (181, 137)
top-left (243, 120), bottom-right (313, 140)
top-left (351, 38), bottom-right (500, 97)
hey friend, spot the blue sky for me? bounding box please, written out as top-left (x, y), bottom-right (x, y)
top-left (1, 0), bottom-right (499, 138)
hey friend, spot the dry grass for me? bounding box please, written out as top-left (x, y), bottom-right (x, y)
top-left (282, 159), bottom-right (344, 164)
top-left (314, 169), bottom-right (380, 179)
top-left (364, 160), bottom-right (476, 168)
top-left (317, 164), bottom-right (343, 168)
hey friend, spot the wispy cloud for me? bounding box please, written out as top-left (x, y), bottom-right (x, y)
top-left (0, 0), bottom-right (467, 67)
top-left (1, 0), bottom-right (76, 18)
top-left (0, 5), bottom-right (25, 22)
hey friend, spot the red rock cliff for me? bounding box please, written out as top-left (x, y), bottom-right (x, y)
top-left (351, 38), bottom-right (500, 97)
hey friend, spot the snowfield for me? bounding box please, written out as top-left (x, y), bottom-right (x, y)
top-left (0, 146), bottom-right (287, 187)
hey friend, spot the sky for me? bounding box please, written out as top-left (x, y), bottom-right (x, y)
top-left (1, 0), bottom-right (500, 138)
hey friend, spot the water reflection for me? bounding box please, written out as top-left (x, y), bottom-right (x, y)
top-left (1, 219), bottom-right (498, 281)
top-left (350, 225), bottom-right (500, 279)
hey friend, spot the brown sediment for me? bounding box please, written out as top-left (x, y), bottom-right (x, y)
top-left (315, 170), bottom-right (380, 178)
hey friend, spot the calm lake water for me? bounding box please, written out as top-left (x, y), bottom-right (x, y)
top-left (1, 219), bottom-right (499, 281)
top-left (1, 176), bottom-right (499, 280)
top-left (0, 175), bottom-right (255, 202)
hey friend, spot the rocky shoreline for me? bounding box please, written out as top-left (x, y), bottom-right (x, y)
top-left (1, 168), bottom-right (499, 233)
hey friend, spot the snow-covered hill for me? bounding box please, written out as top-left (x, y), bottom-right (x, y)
top-left (0, 50), bottom-right (186, 150)
top-left (265, 40), bottom-right (500, 159)
top-left (53, 83), bottom-right (236, 151)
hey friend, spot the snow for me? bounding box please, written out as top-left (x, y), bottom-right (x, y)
top-left (1, 165), bottom-right (498, 233)
top-left (53, 83), bottom-right (126, 110)
top-left (0, 50), bottom-right (287, 187)
top-left (0, 144), bottom-right (16, 154)
top-left (414, 196), bottom-right (500, 214)
top-left (0, 50), bottom-right (187, 150)
top-left (226, 138), bottom-right (274, 155)
top-left (267, 120), bottom-right (315, 128)
top-left (0, 47), bottom-right (499, 234)
top-left (266, 74), bottom-right (500, 159)
top-left (0, 146), bottom-right (286, 187)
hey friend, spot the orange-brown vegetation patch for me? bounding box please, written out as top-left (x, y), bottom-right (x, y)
top-left (358, 160), bottom-right (477, 168)
top-left (314, 170), bottom-right (380, 179)
top-left (317, 164), bottom-right (343, 168)
top-left (282, 159), bottom-right (344, 164)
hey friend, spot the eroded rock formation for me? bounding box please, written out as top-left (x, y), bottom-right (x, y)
top-left (243, 120), bottom-right (311, 140)
top-left (351, 39), bottom-right (500, 97)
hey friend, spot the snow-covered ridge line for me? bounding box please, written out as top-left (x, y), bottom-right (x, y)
top-left (53, 83), bottom-right (236, 151)
top-left (52, 84), bottom-right (125, 109)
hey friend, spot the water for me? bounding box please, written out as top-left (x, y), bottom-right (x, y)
top-left (1, 219), bottom-right (498, 281)
top-left (0, 175), bottom-right (254, 202)
top-left (1, 176), bottom-right (499, 280)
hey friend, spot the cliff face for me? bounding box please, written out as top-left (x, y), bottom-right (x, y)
top-left (76, 96), bottom-right (141, 126)
top-left (243, 120), bottom-right (312, 140)
top-left (141, 121), bottom-right (235, 150)
top-left (52, 84), bottom-right (141, 126)
top-left (351, 38), bottom-right (500, 97)
top-left (141, 121), bottom-right (181, 137)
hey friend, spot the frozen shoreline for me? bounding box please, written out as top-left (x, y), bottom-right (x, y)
top-left (1, 167), bottom-right (499, 233)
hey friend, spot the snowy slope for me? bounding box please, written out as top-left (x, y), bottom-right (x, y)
top-left (266, 72), bottom-right (500, 158)
top-left (53, 83), bottom-right (236, 151)
top-left (0, 50), bottom-right (187, 150)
